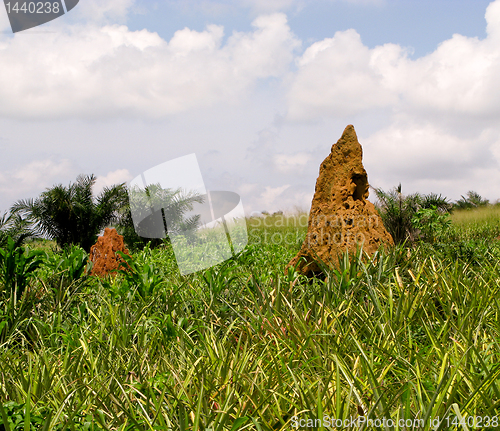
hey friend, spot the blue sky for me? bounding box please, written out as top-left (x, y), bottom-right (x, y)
top-left (0, 0), bottom-right (499, 214)
top-left (128, 0), bottom-right (491, 58)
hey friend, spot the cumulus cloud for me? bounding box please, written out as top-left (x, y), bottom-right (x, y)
top-left (274, 152), bottom-right (311, 173)
top-left (0, 13), bottom-right (299, 119)
top-left (280, 0), bottom-right (500, 203)
top-left (228, 0), bottom-right (383, 14)
top-left (238, 182), bottom-right (259, 195)
top-left (93, 169), bottom-right (132, 194)
top-left (239, 0), bottom-right (299, 13)
top-left (287, 29), bottom-right (398, 120)
top-left (253, 186), bottom-right (312, 214)
top-left (0, 163), bottom-right (133, 211)
top-left (0, 5), bottom-right (11, 32)
top-left (11, 159), bottom-right (73, 190)
top-left (363, 121), bottom-right (498, 179)
top-left (486, 0), bottom-right (500, 38)
top-left (2, 0), bottom-right (500, 212)
top-left (68, 0), bottom-right (136, 24)
top-left (259, 184), bottom-right (290, 210)
top-left (0, 159), bottom-right (74, 210)
top-left (287, 0), bottom-right (500, 122)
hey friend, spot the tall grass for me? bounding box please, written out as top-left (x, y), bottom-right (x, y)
top-left (0, 210), bottom-right (499, 429)
top-left (450, 205), bottom-right (500, 240)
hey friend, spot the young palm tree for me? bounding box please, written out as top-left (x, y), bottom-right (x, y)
top-left (0, 211), bottom-right (35, 249)
top-left (11, 174), bottom-right (127, 252)
top-left (453, 191), bottom-right (489, 210)
top-left (116, 183), bottom-right (204, 251)
top-left (419, 193), bottom-right (451, 212)
top-left (372, 184), bottom-right (450, 245)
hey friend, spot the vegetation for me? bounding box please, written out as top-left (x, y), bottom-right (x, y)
top-left (453, 191), bottom-right (490, 210)
top-left (372, 184), bottom-right (450, 245)
top-left (11, 175), bottom-right (126, 252)
top-left (0, 212), bottom-right (34, 249)
top-left (0, 204), bottom-right (498, 428)
top-left (7, 175), bottom-right (205, 254)
top-left (117, 184), bottom-right (204, 252)
top-left (0, 181), bottom-right (499, 429)
top-left (450, 203), bottom-right (500, 237)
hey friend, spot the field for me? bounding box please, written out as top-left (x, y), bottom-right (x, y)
top-left (1, 208), bottom-right (500, 430)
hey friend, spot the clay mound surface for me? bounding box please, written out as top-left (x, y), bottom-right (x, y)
top-left (89, 227), bottom-right (131, 277)
top-left (287, 124), bottom-right (394, 276)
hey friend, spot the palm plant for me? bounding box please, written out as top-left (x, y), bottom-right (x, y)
top-left (11, 174), bottom-right (127, 252)
top-left (420, 192), bottom-right (452, 212)
top-left (0, 211), bottom-right (35, 249)
top-left (372, 184), bottom-right (450, 244)
top-left (116, 184), bottom-right (204, 251)
top-left (453, 190), bottom-right (489, 210)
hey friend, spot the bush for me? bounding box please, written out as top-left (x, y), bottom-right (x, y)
top-left (372, 184), bottom-right (450, 244)
top-left (412, 205), bottom-right (452, 243)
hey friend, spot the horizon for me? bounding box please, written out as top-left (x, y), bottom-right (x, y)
top-left (0, 0), bottom-right (498, 215)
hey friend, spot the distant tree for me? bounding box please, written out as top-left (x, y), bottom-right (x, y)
top-left (453, 191), bottom-right (489, 210)
top-left (11, 174), bottom-right (127, 252)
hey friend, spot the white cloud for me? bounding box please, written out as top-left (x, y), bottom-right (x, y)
top-left (238, 182), bottom-right (259, 195)
top-left (259, 184), bottom-right (290, 210)
top-left (237, 0), bottom-right (384, 13)
top-left (1, 0), bottom-right (500, 213)
top-left (287, 29), bottom-right (398, 120)
top-left (0, 13), bottom-right (299, 120)
top-left (274, 152), bottom-right (311, 173)
top-left (388, 34), bottom-right (500, 116)
top-left (279, 0), bottom-right (500, 204)
top-left (261, 187), bottom-right (313, 213)
top-left (286, 0), bottom-right (500, 121)
top-left (11, 159), bottom-right (73, 190)
top-left (239, 0), bottom-right (299, 13)
top-left (0, 162), bottom-right (133, 211)
top-left (341, 0), bottom-right (385, 5)
top-left (93, 169), bottom-right (132, 194)
top-left (0, 159), bottom-right (74, 210)
top-left (486, 0), bottom-right (500, 39)
top-left (70, 0), bottom-right (136, 23)
top-left (358, 120), bottom-right (500, 206)
top-left (363, 122), bottom-right (496, 178)
top-left (0, 5), bottom-right (11, 32)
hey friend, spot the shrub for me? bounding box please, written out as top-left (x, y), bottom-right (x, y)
top-left (372, 184), bottom-right (450, 245)
top-left (412, 205), bottom-right (452, 243)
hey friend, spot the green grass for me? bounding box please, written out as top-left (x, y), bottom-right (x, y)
top-left (451, 204), bottom-right (500, 225)
top-left (0, 212), bottom-right (499, 429)
top-left (450, 205), bottom-right (500, 240)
